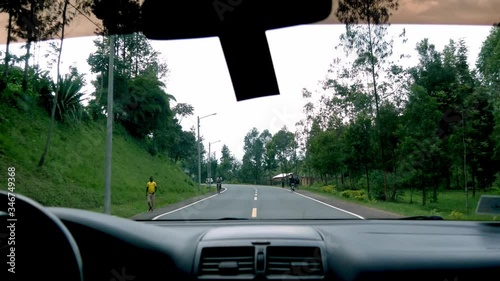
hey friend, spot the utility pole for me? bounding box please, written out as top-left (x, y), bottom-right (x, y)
top-left (208, 141), bottom-right (211, 189)
top-left (208, 140), bottom-right (220, 189)
top-left (104, 35), bottom-right (115, 215)
top-left (462, 107), bottom-right (468, 215)
top-left (197, 116), bottom-right (201, 193)
top-left (197, 113), bottom-right (217, 192)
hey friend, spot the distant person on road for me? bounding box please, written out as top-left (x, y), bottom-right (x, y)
top-left (288, 174), bottom-right (295, 191)
top-left (146, 176), bottom-right (157, 212)
top-left (216, 176), bottom-right (222, 194)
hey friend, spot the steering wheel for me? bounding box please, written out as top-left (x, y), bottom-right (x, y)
top-left (0, 190), bottom-right (83, 281)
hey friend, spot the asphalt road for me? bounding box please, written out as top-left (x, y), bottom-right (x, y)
top-left (150, 184), bottom-right (365, 220)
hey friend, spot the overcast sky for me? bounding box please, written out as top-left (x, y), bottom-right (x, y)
top-left (2, 24), bottom-right (492, 161)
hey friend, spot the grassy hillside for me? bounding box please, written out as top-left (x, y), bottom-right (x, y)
top-left (0, 105), bottom-right (205, 218)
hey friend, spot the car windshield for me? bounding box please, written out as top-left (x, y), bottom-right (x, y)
top-left (0, 1), bottom-right (499, 221)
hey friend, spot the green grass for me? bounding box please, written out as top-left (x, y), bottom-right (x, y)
top-left (0, 105), bottom-right (204, 218)
top-left (303, 184), bottom-right (500, 221)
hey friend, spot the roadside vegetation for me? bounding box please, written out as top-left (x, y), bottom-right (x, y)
top-left (220, 3), bottom-right (500, 220)
top-left (0, 99), bottom-right (210, 218)
top-left (301, 182), bottom-right (500, 220)
top-left (290, 5), bottom-right (500, 217)
top-left (0, 0), bottom-right (210, 218)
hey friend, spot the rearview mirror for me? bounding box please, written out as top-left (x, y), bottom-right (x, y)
top-left (141, 0), bottom-right (332, 101)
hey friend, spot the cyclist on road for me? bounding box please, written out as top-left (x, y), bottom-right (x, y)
top-left (288, 174), bottom-right (295, 192)
top-left (216, 176), bottom-right (222, 194)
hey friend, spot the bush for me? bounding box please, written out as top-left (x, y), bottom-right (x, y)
top-left (184, 178), bottom-right (194, 187)
top-left (321, 185), bottom-right (335, 193)
top-left (353, 195), bottom-right (366, 201)
top-left (429, 208), bottom-right (442, 217)
top-left (356, 178), bottom-right (368, 190)
top-left (307, 182), bottom-right (324, 190)
top-left (450, 210), bottom-right (464, 220)
top-left (229, 179), bottom-right (240, 184)
top-left (373, 189), bottom-right (386, 201)
top-left (492, 173), bottom-right (500, 190)
top-left (341, 190), bottom-right (365, 200)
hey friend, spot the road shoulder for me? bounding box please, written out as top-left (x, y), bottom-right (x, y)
top-left (130, 190), bottom-right (217, 220)
top-left (295, 189), bottom-right (403, 219)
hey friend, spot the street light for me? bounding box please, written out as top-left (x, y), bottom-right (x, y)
top-left (197, 113), bottom-right (217, 192)
top-left (208, 140), bottom-right (221, 188)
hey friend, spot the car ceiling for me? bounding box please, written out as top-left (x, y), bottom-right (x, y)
top-left (0, 0), bottom-right (498, 101)
top-left (1, 0), bottom-right (497, 44)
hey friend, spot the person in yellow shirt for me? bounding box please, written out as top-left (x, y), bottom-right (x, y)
top-left (146, 176), bottom-right (157, 212)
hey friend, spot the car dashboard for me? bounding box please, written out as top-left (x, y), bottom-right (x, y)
top-left (46, 207), bottom-right (500, 281)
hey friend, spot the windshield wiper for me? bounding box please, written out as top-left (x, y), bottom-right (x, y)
top-left (399, 215), bottom-right (444, 220)
top-left (218, 217), bottom-right (249, 220)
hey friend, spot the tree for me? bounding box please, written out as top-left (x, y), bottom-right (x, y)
top-left (121, 74), bottom-right (173, 139)
top-left (477, 26), bottom-right (500, 91)
top-left (165, 122), bottom-right (197, 163)
top-left (38, 0), bottom-right (91, 167)
top-left (269, 126), bottom-right (296, 175)
top-left (406, 38), bottom-right (461, 196)
top-left (218, 145), bottom-right (236, 181)
top-left (335, 0), bottom-right (401, 200)
top-left (461, 84), bottom-right (496, 193)
top-left (173, 103), bottom-right (194, 123)
top-left (336, 0), bottom-right (399, 26)
top-left (180, 128), bottom-right (205, 182)
top-left (344, 113), bottom-right (375, 194)
top-left (309, 129), bottom-right (345, 184)
top-left (91, 0), bottom-right (142, 36)
top-left (52, 66), bottom-right (86, 123)
top-left (86, 29), bottom-right (173, 141)
top-left (87, 33), bottom-right (170, 115)
top-left (37, 0), bottom-right (70, 167)
top-left (240, 128), bottom-right (273, 184)
top-left (397, 85), bottom-right (442, 205)
top-left (0, 0), bottom-right (27, 80)
top-left (476, 26), bottom-right (500, 162)
top-left (13, 0), bottom-right (63, 92)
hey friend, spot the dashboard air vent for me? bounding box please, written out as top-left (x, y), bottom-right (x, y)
top-left (198, 246), bottom-right (255, 277)
top-left (266, 246), bottom-right (324, 277)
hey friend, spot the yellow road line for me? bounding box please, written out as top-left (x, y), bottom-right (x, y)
top-left (251, 208), bottom-right (257, 218)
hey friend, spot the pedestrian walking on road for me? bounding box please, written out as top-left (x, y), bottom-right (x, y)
top-left (146, 176), bottom-right (157, 212)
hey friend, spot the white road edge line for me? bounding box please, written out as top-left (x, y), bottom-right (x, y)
top-left (152, 187), bottom-right (227, 220)
top-left (294, 192), bottom-right (365, 219)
